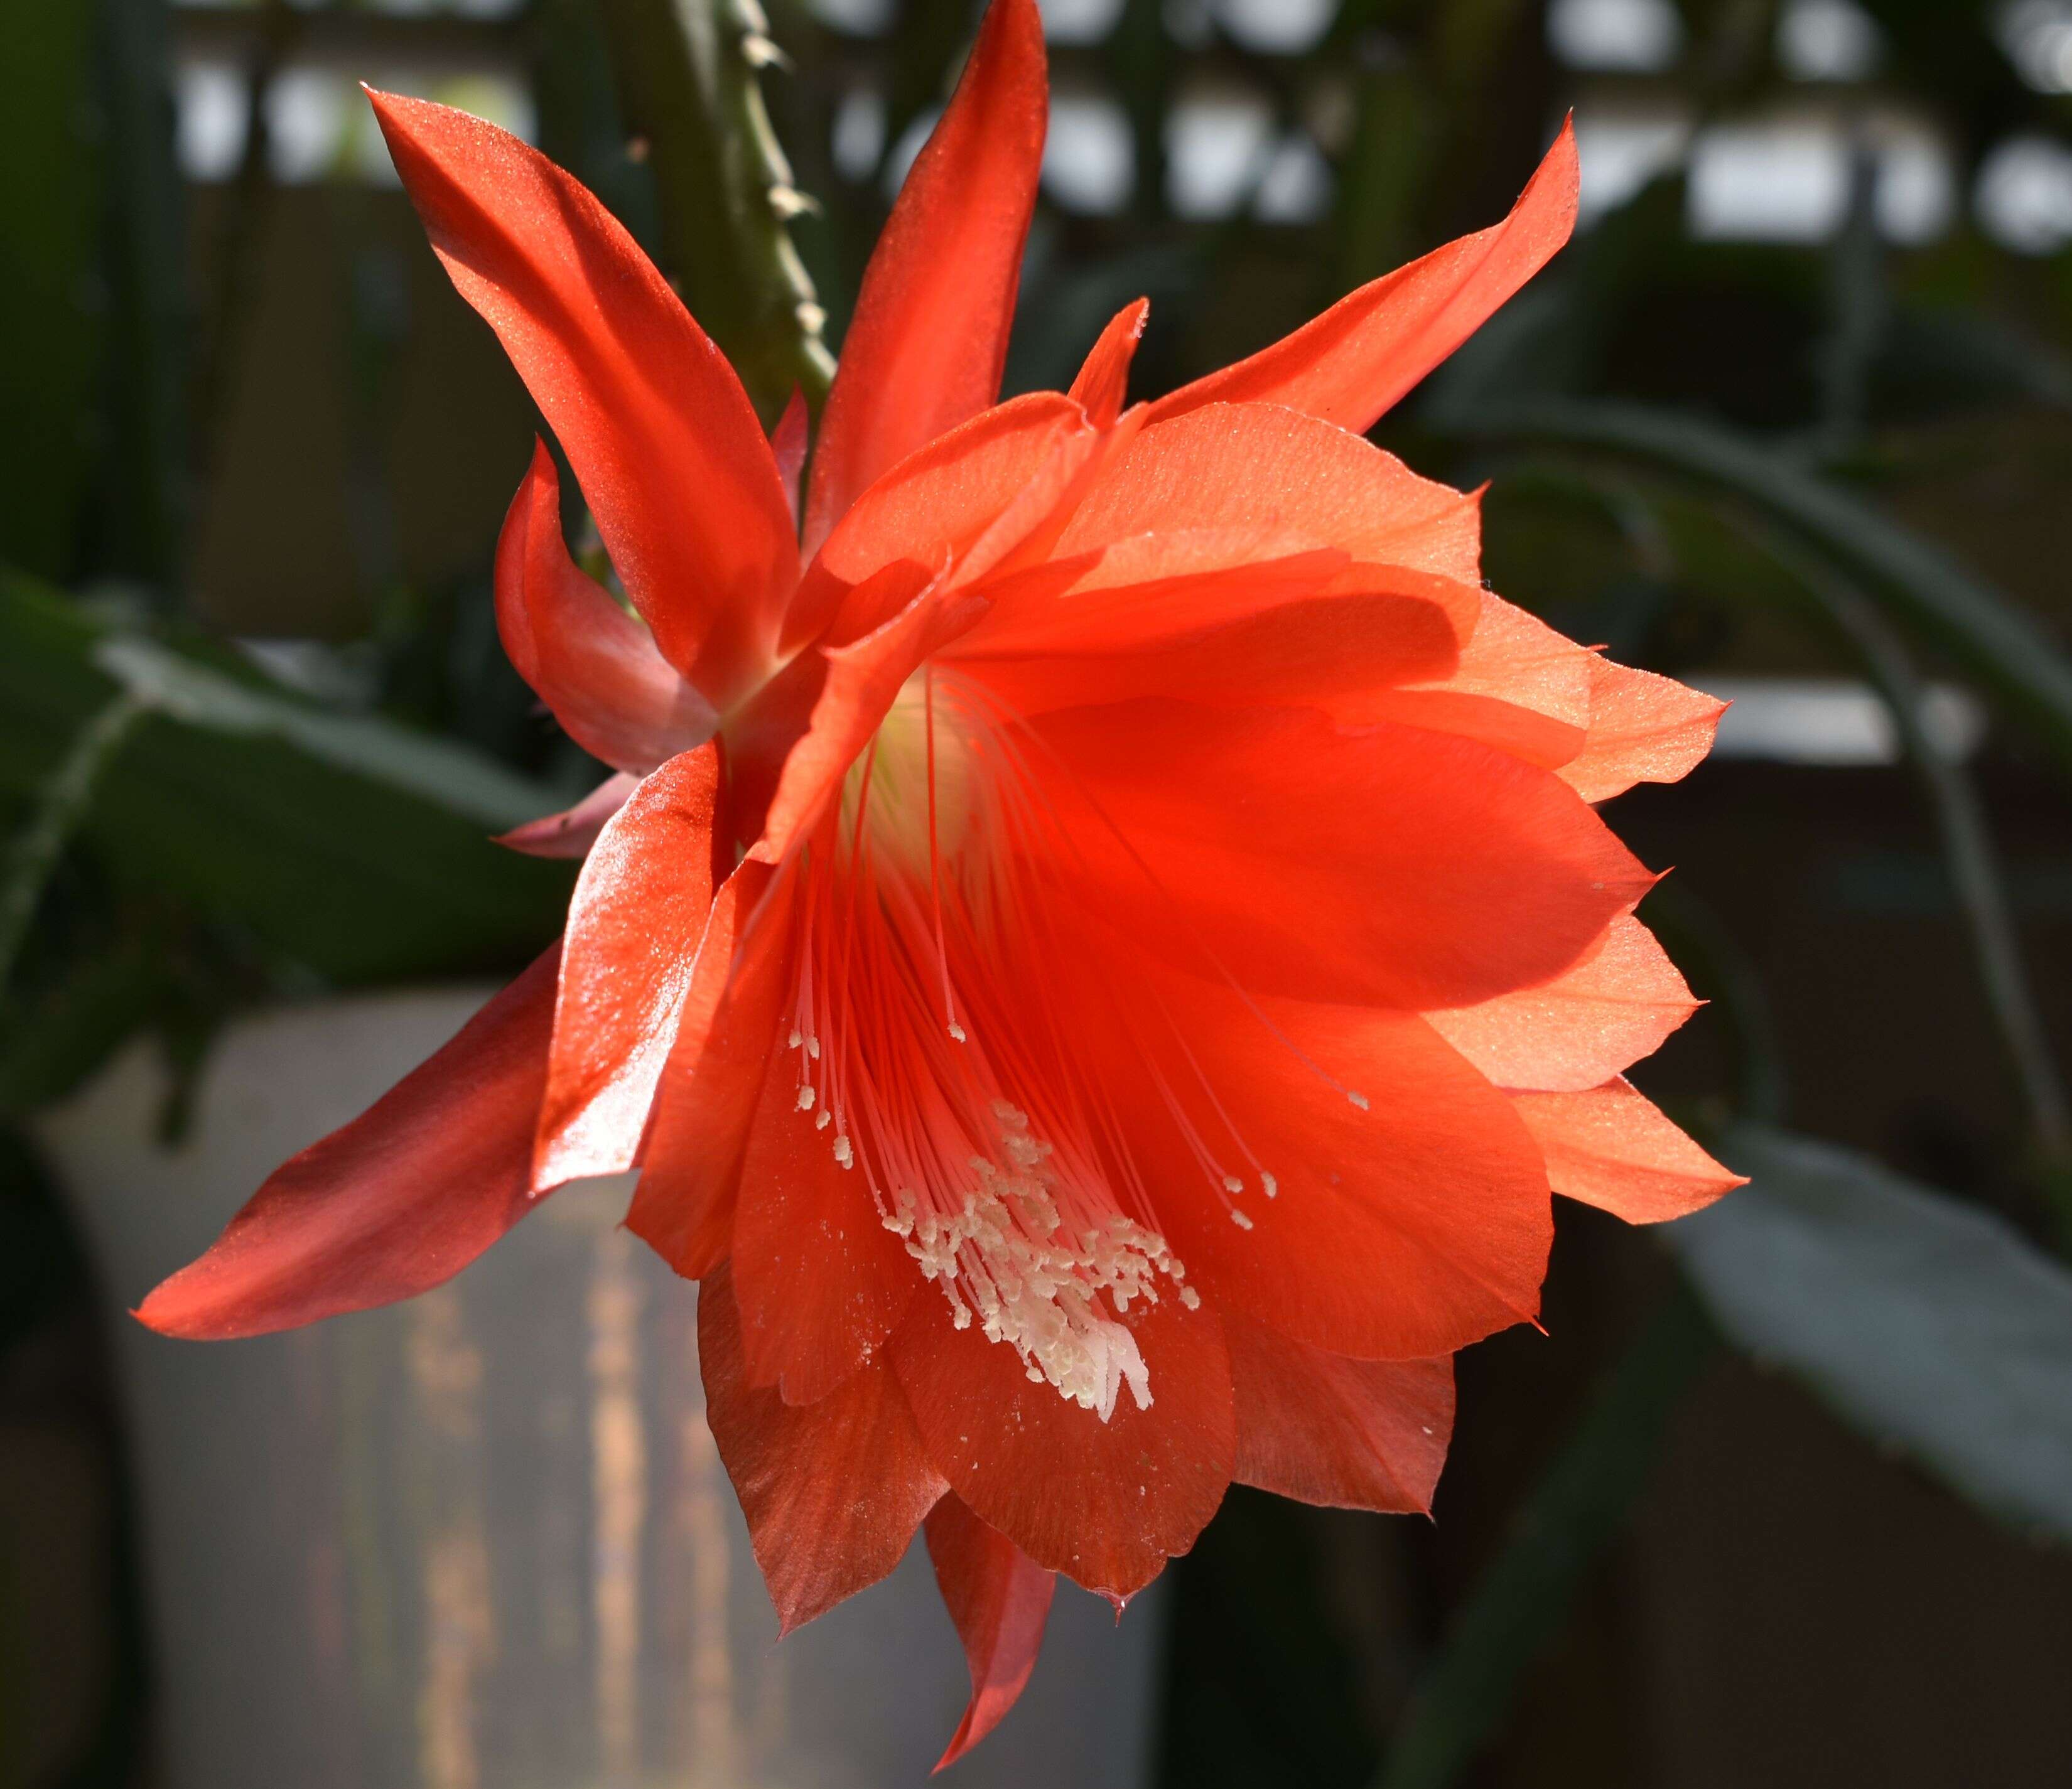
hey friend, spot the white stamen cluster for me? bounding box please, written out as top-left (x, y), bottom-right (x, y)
top-left (881, 1103), bottom-right (1195, 1421)
top-left (778, 666), bottom-right (1312, 1429)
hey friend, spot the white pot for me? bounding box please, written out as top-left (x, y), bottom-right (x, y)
top-left (37, 990), bottom-right (1165, 1789)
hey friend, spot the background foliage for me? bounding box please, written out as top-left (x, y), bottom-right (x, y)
top-left (4, 2), bottom-right (2072, 1785)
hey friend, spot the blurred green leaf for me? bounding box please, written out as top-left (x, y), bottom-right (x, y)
top-left (0, 690), bottom-right (146, 992)
top-left (1432, 397), bottom-right (2072, 776)
top-left (0, 940), bottom-right (170, 1117)
top-left (1374, 1115), bottom-right (2072, 1789)
top-left (0, 570), bottom-right (571, 987)
top-left (1674, 1124), bottom-right (2072, 1544)
top-left (1374, 1287), bottom-right (1721, 1789)
top-left (90, 635), bottom-right (557, 834)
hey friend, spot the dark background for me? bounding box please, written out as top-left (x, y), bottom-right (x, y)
top-left (4, 1), bottom-right (2071, 1785)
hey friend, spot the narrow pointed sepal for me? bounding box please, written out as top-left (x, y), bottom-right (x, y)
top-left (924, 1494), bottom-right (1056, 1771)
top-left (1067, 298), bottom-right (1149, 428)
top-left (801, 0), bottom-right (1047, 552)
top-left (137, 945), bottom-right (564, 1339)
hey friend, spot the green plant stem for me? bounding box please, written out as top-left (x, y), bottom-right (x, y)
top-left (1749, 525), bottom-right (2072, 1166)
top-left (1373, 1286), bottom-right (1721, 1789)
top-left (192, 0), bottom-right (300, 487)
top-left (97, 0), bottom-right (189, 593)
top-left (596, 0), bottom-right (834, 423)
top-left (1811, 128), bottom-right (1884, 459)
top-left (0, 692), bottom-right (148, 998)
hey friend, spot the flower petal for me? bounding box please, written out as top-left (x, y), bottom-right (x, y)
top-left (802, 0), bottom-right (1047, 556)
top-left (959, 535), bottom-right (1351, 656)
top-left (1148, 121), bottom-right (1577, 434)
top-left (627, 864), bottom-right (789, 1279)
top-left (367, 90), bottom-right (797, 705)
top-left (730, 979), bottom-right (922, 1403)
top-left (1226, 1313), bottom-right (1454, 1514)
top-left (1347, 589), bottom-right (1592, 766)
top-left (753, 570), bottom-right (985, 868)
top-left (769, 386), bottom-right (809, 530)
top-left (136, 945), bottom-right (563, 1340)
top-left (699, 1263), bottom-right (947, 1635)
top-left (1057, 401), bottom-right (1483, 584)
top-left (533, 746), bottom-right (721, 1190)
top-left (958, 581), bottom-right (1462, 719)
top-left (495, 441), bottom-right (716, 775)
top-left (1067, 298), bottom-right (1149, 429)
top-left (787, 393), bottom-right (1094, 652)
top-left (495, 771), bottom-right (637, 860)
top-left (1560, 657), bottom-right (1727, 803)
top-left (924, 1495), bottom-right (1056, 1771)
top-left (1438, 592), bottom-right (1595, 724)
top-left (892, 1279), bottom-right (1234, 1601)
top-left (1089, 961), bottom-right (1552, 1360)
top-left (1425, 915), bottom-right (1698, 1094)
top-left (1030, 699), bottom-right (1656, 1011)
top-left (1511, 1078), bottom-right (1744, 1223)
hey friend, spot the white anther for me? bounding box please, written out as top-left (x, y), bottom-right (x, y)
top-left (891, 1106), bottom-right (1180, 1422)
top-left (787, 1029), bottom-right (802, 1049)
top-left (1347, 1090), bottom-right (1370, 1111)
top-left (1230, 1210), bottom-right (1255, 1231)
top-left (796, 1085), bottom-right (815, 1112)
top-left (1221, 1174), bottom-right (1243, 1195)
top-left (1261, 1172), bottom-right (1278, 1200)
top-left (1179, 1286), bottom-right (1201, 1310)
top-left (815, 1108), bottom-right (832, 1131)
top-left (833, 1135), bottom-right (854, 1169)
top-left (947, 1023), bottom-right (968, 1043)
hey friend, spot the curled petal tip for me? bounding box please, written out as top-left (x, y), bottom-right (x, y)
top-left (1068, 298), bottom-right (1152, 429)
top-left (932, 1724), bottom-right (979, 1775)
top-left (925, 1494), bottom-right (1055, 1768)
top-left (1146, 117), bottom-right (1583, 434)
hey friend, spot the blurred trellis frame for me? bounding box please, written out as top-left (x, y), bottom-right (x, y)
top-left (38, 1), bottom-right (2072, 635)
top-left (6, 4), bottom-right (2072, 1789)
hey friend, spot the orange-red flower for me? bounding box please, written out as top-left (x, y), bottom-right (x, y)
top-left (139, 0), bottom-right (1740, 1763)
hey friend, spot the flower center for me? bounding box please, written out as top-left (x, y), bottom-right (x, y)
top-left (783, 669), bottom-right (1195, 1421)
